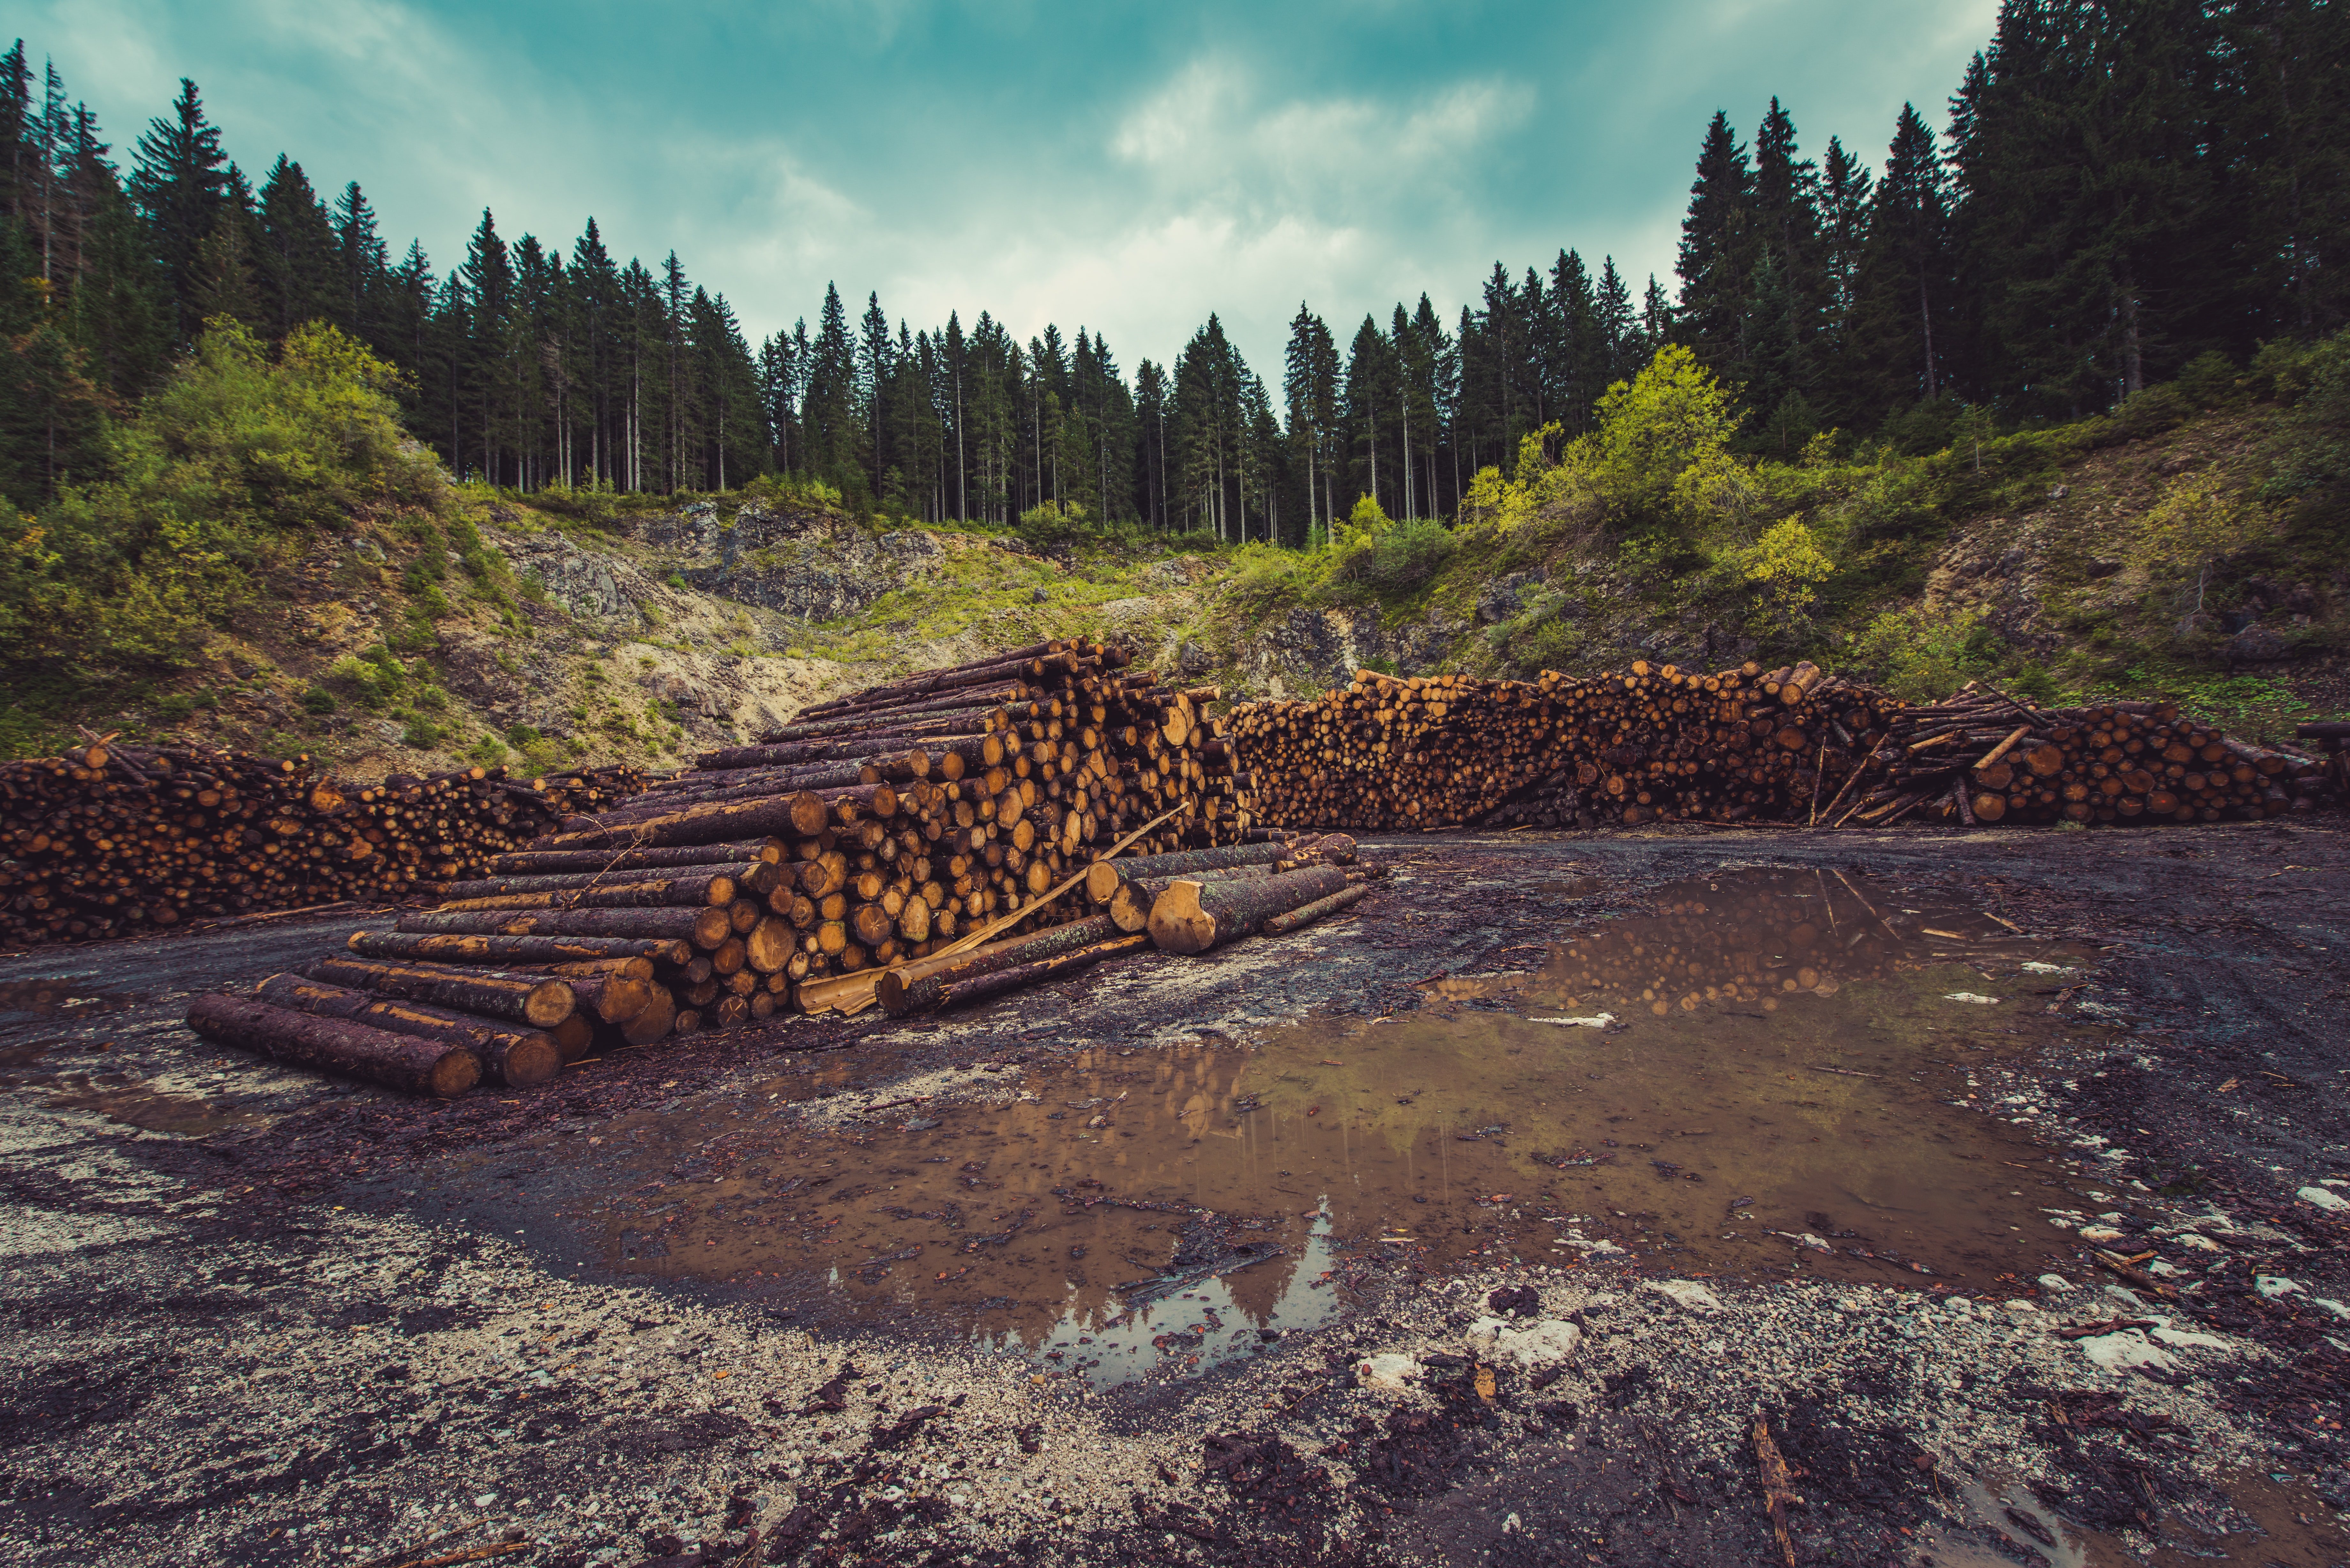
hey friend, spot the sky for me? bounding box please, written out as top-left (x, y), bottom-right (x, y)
top-left (30, 0), bottom-right (2000, 375)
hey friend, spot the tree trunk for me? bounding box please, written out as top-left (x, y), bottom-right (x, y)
top-left (934, 934), bottom-right (1148, 1012)
top-left (188, 993), bottom-right (481, 1098)
top-left (395, 905), bottom-right (733, 949)
top-left (1260, 881), bottom-right (1371, 935)
top-left (876, 914), bottom-right (1123, 1015)
top-left (253, 972), bottom-right (557, 1088)
top-left (1148, 866), bottom-right (1349, 954)
top-left (304, 957), bottom-right (577, 1028)
top-left (349, 931), bottom-right (694, 966)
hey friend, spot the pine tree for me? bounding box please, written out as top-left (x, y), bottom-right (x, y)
top-left (1854, 102), bottom-right (1955, 407)
top-left (1677, 110), bottom-right (1756, 376)
top-left (255, 155), bottom-right (337, 337)
top-left (125, 78), bottom-right (230, 343)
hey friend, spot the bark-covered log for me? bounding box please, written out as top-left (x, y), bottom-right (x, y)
top-left (1148, 866), bottom-right (1350, 954)
top-left (432, 861), bottom-right (772, 901)
top-left (303, 956), bottom-right (577, 1028)
top-left (1105, 864), bottom-right (1274, 933)
top-left (252, 973), bottom-right (558, 1088)
top-left (1258, 882), bottom-right (1373, 936)
top-left (933, 935), bottom-right (1149, 1012)
top-left (1083, 841), bottom-right (1288, 904)
top-left (347, 931), bottom-right (694, 966)
top-left (876, 914), bottom-right (1123, 1014)
top-left (434, 871), bottom-right (743, 912)
top-left (393, 905), bottom-right (733, 949)
top-left (484, 839), bottom-right (776, 877)
top-left (187, 992), bottom-right (481, 1098)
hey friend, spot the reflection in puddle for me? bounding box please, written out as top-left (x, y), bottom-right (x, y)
top-left (588, 869), bottom-right (2099, 1386)
top-left (0, 980), bottom-right (131, 1018)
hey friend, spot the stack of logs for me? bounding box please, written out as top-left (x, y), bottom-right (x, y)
top-left (1232, 660), bottom-right (1906, 830)
top-left (0, 735), bottom-right (641, 946)
top-left (1231, 661), bottom-right (2337, 832)
top-left (190, 639), bottom-right (1382, 1096)
top-left (1834, 684), bottom-right (2333, 827)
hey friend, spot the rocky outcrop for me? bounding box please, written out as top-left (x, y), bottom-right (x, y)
top-left (632, 503), bottom-right (951, 623)
top-left (1227, 605), bottom-right (1463, 697)
top-left (500, 529), bottom-right (669, 625)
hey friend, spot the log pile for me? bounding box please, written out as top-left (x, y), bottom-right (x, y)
top-left (1230, 661), bottom-right (2338, 832)
top-left (1232, 660), bottom-right (1904, 830)
top-left (186, 637), bottom-right (1282, 1089)
top-left (0, 734), bottom-right (641, 946)
top-left (1834, 684), bottom-right (2333, 827)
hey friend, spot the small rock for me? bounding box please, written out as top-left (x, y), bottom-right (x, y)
top-left (1464, 1316), bottom-right (1583, 1368)
top-left (1643, 1279), bottom-right (1722, 1314)
top-left (2255, 1275), bottom-right (2304, 1300)
top-left (2225, 623), bottom-right (2288, 663)
top-left (1353, 1353), bottom-right (1417, 1393)
top-left (2037, 1274), bottom-right (2074, 1293)
top-left (2297, 1185), bottom-right (2349, 1212)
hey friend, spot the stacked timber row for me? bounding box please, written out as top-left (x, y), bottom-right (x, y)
top-left (1232, 660), bottom-right (1904, 830)
top-left (1837, 683), bottom-right (2334, 826)
top-left (1231, 661), bottom-right (2337, 832)
top-left (0, 735), bottom-right (641, 946)
top-left (187, 637), bottom-right (1272, 1090)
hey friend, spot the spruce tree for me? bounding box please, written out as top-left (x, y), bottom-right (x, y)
top-left (126, 78), bottom-right (230, 343)
top-left (1677, 110), bottom-right (1756, 377)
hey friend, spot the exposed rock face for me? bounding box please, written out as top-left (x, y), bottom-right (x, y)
top-left (2224, 622), bottom-right (2288, 664)
top-left (1230, 606), bottom-right (1463, 697)
top-left (642, 504), bottom-right (950, 622)
top-left (500, 530), bottom-right (663, 624)
top-left (1475, 571), bottom-right (1544, 625)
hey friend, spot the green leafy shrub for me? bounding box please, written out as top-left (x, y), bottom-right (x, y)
top-left (153, 693), bottom-right (195, 722)
top-left (401, 715), bottom-right (439, 748)
top-left (299, 686), bottom-right (337, 714)
top-left (1362, 520), bottom-right (1455, 592)
top-left (468, 735), bottom-right (507, 766)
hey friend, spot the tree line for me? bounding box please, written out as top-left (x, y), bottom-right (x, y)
top-left (3, 0), bottom-right (2342, 542)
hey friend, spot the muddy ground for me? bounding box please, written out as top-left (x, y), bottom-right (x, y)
top-left (2, 822), bottom-right (2346, 1568)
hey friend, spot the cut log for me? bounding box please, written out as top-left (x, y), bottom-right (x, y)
top-left (933, 935), bottom-right (1149, 1012)
top-left (394, 906), bottom-right (734, 949)
top-left (346, 931), bottom-right (693, 966)
top-left (566, 973), bottom-right (662, 1027)
top-left (303, 956), bottom-right (576, 1029)
top-left (187, 992), bottom-right (481, 1098)
top-left (252, 972), bottom-right (558, 1088)
top-left (1105, 864), bottom-right (1275, 933)
top-left (434, 871), bottom-right (740, 912)
top-left (1083, 841), bottom-right (1288, 903)
top-left (876, 914), bottom-right (1123, 1014)
top-left (485, 839), bottom-right (777, 876)
top-left (1259, 881), bottom-right (1372, 935)
top-left (1147, 866), bottom-right (1350, 955)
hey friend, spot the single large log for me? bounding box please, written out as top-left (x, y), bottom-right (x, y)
top-left (304, 956), bottom-right (576, 1029)
top-left (876, 914), bottom-right (1124, 1014)
top-left (1148, 866), bottom-right (1350, 954)
top-left (485, 839), bottom-right (777, 876)
top-left (433, 861), bottom-right (771, 901)
top-left (1105, 864), bottom-right (1274, 933)
top-left (596, 984), bottom-right (679, 1048)
top-left (252, 973), bottom-right (558, 1088)
top-left (187, 992), bottom-right (481, 1098)
top-left (539, 794), bottom-right (812, 850)
top-left (1259, 881), bottom-right (1372, 935)
top-left (394, 906), bottom-right (733, 949)
top-left (1083, 840), bottom-right (1288, 903)
top-left (347, 931), bottom-right (694, 966)
top-left (434, 871), bottom-right (744, 912)
top-left (933, 935), bottom-right (1149, 1012)
top-left (566, 973), bottom-right (664, 1028)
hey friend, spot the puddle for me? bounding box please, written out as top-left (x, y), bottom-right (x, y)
top-left (1916, 1466), bottom-right (2350, 1566)
top-left (0, 980), bottom-right (132, 1019)
top-left (45, 1081), bottom-right (259, 1135)
top-left (577, 869), bottom-right (2102, 1386)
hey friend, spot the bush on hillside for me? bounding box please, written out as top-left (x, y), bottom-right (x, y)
top-left (3, 319), bottom-right (448, 675)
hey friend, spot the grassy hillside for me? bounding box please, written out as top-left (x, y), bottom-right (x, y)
top-left (5, 326), bottom-right (2345, 774)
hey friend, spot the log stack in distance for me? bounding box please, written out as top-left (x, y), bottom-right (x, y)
top-left (1228, 660), bottom-right (2335, 831)
top-left (3, 737), bottom-right (640, 946)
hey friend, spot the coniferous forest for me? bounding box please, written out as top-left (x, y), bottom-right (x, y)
top-left (1, 0), bottom-right (2344, 545)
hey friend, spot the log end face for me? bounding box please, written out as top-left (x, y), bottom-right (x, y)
top-left (1147, 880), bottom-right (1217, 955)
top-left (501, 1036), bottom-right (560, 1088)
top-left (430, 1049), bottom-right (484, 1098)
top-left (523, 979), bottom-right (578, 1029)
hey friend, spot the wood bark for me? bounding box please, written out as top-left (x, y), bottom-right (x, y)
top-left (876, 914), bottom-right (1123, 1014)
top-left (394, 906), bottom-right (733, 949)
top-left (933, 935), bottom-right (1149, 1011)
top-left (1148, 866), bottom-right (1349, 954)
top-left (304, 956), bottom-right (577, 1028)
top-left (188, 992), bottom-right (482, 1098)
top-left (252, 972), bottom-right (558, 1088)
top-left (1259, 881), bottom-right (1372, 935)
top-left (347, 931), bottom-right (693, 966)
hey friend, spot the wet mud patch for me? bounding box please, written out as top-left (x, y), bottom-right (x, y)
top-left (0, 979), bottom-right (136, 1021)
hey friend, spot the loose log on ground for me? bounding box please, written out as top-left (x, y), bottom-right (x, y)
top-left (1259, 881), bottom-right (1373, 936)
top-left (483, 840), bottom-right (776, 877)
top-left (1148, 865), bottom-right (1350, 955)
top-left (933, 935), bottom-right (1150, 1012)
top-left (876, 914), bottom-right (1124, 1014)
top-left (1104, 863), bottom-right (1276, 933)
top-left (251, 973), bottom-right (558, 1087)
top-left (394, 906), bottom-right (734, 949)
top-left (304, 956), bottom-right (576, 1029)
top-left (1083, 841), bottom-right (1289, 904)
top-left (347, 931), bottom-right (693, 966)
top-left (187, 992), bottom-right (482, 1098)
